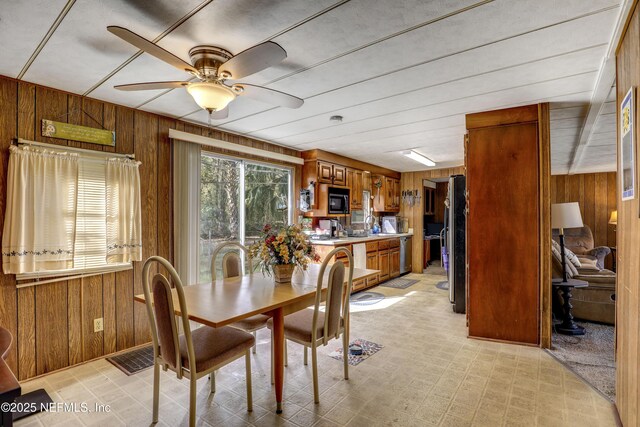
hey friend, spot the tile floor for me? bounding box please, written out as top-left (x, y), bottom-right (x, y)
top-left (16, 269), bottom-right (618, 426)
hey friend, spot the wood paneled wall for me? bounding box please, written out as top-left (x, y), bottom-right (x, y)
top-left (550, 172), bottom-right (617, 270)
top-left (400, 166), bottom-right (465, 273)
top-left (0, 75), bottom-right (301, 380)
top-left (615, 2), bottom-right (640, 424)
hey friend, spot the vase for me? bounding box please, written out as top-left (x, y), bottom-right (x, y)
top-left (273, 264), bottom-right (295, 283)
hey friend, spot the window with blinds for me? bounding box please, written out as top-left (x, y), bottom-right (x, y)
top-left (17, 156), bottom-right (131, 281)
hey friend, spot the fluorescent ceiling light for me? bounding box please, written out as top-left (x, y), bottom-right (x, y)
top-left (401, 150), bottom-right (436, 167)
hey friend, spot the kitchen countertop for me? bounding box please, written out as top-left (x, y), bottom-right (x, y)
top-left (309, 233), bottom-right (413, 246)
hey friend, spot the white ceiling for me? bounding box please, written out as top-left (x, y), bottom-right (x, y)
top-left (1, 0), bottom-right (625, 174)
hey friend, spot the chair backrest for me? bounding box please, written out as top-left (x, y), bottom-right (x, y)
top-left (142, 256), bottom-right (197, 378)
top-left (552, 225), bottom-right (594, 255)
top-left (211, 241), bottom-right (253, 280)
top-left (312, 248), bottom-right (354, 345)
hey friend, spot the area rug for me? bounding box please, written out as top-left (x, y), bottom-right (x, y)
top-left (435, 281), bottom-right (449, 291)
top-left (350, 291), bottom-right (385, 306)
top-left (547, 321), bottom-right (615, 401)
top-left (329, 339), bottom-right (383, 366)
top-left (379, 277), bottom-right (419, 289)
top-left (107, 345), bottom-right (154, 375)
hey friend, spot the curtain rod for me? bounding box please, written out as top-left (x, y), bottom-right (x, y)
top-left (15, 138), bottom-right (135, 160)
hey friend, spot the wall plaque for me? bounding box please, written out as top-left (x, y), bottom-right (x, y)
top-left (42, 119), bottom-right (115, 146)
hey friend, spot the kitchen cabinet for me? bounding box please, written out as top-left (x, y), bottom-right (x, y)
top-left (378, 249), bottom-right (389, 282)
top-left (390, 248), bottom-right (400, 278)
top-left (333, 165), bottom-right (346, 186)
top-left (346, 168), bottom-right (363, 210)
top-left (366, 251), bottom-right (378, 271)
top-left (317, 161), bottom-right (334, 183)
top-left (362, 171), bottom-right (372, 192)
top-left (373, 175), bottom-right (401, 213)
top-left (317, 161), bottom-right (346, 185)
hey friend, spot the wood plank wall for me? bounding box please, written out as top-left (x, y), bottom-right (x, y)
top-left (615, 1), bottom-right (640, 424)
top-left (0, 75), bottom-right (301, 380)
top-left (550, 173), bottom-right (617, 270)
top-left (400, 166), bottom-right (465, 273)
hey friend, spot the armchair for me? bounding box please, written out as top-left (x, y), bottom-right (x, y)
top-left (551, 225), bottom-right (615, 325)
top-left (552, 226), bottom-right (611, 270)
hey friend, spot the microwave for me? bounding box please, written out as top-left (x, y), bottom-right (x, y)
top-left (328, 187), bottom-right (350, 214)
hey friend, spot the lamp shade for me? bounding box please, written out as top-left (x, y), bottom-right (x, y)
top-left (609, 210), bottom-right (617, 225)
top-left (551, 202), bottom-right (584, 230)
top-left (186, 82), bottom-right (236, 112)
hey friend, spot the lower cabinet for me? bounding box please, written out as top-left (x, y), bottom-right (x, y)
top-left (390, 248), bottom-right (400, 278)
top-left (378, 249), bottom-right (389, 282)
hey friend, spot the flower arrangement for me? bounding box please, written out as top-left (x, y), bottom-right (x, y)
top-left (249, 224), bottom-right (320, 281)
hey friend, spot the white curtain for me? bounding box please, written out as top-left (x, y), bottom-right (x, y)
top-left (173, 139), bottom-right (201, 285)
top-left (2, 146), bottom-right (78, 274)
top-left (106, 158), bottom-right (142, 263)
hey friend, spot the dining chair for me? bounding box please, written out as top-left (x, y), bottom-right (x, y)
top-left (267, 247), bottom-right (354, 403)
top-left (142, 256), bottom-right (254, 427)
top-left (211, 242), bottom-right (270, 355)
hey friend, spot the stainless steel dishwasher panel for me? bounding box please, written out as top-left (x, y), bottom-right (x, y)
top-left (400, 236), bottom-right (412, 274)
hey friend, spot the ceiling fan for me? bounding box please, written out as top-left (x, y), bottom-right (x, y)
top-left (107, 26), bottom-right (304, 119)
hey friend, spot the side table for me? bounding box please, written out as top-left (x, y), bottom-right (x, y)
top-left (552, 278), bottom-right (589, 335)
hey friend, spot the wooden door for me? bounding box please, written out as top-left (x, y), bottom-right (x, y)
top-left (362, 171), bottom-right (371, 192)
top-left (384, 177), bottom-right (394, 211)
top-left (467, 123), bottom-right (539, 345)
top-left (390, 248), bottom-right (400, 278)
top-left (333, 165), bottom-right (347, 186)
top-left (353, 170), bottom-right (363, 209)
top-left (378, 250), bottom-right (389, 281)
top-left (366, 251), bottom-right (378, 271)
top-left (372, 175), bottom-right (386, 212)
top-left (393, 178), bottom-right (401, 210)
top-left (317, 161), bottom-right (333, 184)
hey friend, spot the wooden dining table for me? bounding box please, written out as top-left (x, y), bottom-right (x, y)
top-left (134, 263), bottom-right (379, 413)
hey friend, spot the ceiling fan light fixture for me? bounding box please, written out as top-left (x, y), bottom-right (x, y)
top-left (187, 82), bottom-right (236, 112)
top-left (402, 150), bottom-right (436, 167)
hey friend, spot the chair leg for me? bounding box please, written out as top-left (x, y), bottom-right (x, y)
top-left (189, 376), bottom-right (197, 427)
top-left (152, 362), bottom-right (160, 423)
top-left (284, 338), bottom-right (288, 367)
top-left (342, 333), bottom-right (349, 380)
top-left (311, 344), bottom-right (319, 404)
top-left (245, 351), bottom-right (253, 412)
top-left (252, 331), bottom-right (257, 354)
top-left (303, 346), bottom-right (308, 366)
top-left (209, 371), bottom-right (216, 394)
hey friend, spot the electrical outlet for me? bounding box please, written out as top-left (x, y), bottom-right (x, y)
top-left (94, 318), bottom-right (104, 333)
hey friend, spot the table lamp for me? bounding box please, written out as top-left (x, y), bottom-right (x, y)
top-left (551, 202), bottom-right (584, 282)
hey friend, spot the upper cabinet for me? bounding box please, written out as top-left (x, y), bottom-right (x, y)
top-left (317, 161), bottom-right (346, 186)
top-left (301, 150), bottom-right (401, 216)
top-left (372, 175), bottom-right (400, 213)
top-left (346, 168), bottom-right (363, 210)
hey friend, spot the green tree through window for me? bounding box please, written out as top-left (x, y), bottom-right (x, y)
top-left (199, 154), bottom-right (291, 282)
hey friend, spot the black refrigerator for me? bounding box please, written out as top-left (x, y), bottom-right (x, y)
top-left (444, 175), bottom-right (466, 314)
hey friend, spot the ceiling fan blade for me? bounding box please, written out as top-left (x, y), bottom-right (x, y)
top-left (234, 84), bottom-right (303, 108)
top-left (219, 42), bottom-right (286, 80)
top-left (209, 107), bottom-right (229, 120)
top-left (114, 81), bottom-right (190, 91)
top-left (107, 26), bottom-right (198, 74)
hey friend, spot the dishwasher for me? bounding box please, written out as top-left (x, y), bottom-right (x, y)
top-left (399, 236), bottom-right (413, 275)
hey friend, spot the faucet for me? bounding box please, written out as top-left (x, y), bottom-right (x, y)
top-left (364, 215), bottom-right (375, 232)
